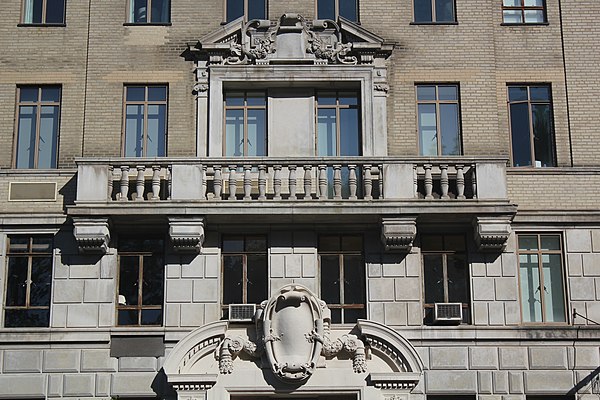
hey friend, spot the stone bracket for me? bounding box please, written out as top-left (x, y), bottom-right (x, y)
top-left (369, 372), bottom-right (421, 391)
top-left (169, 216), bottom-right (205, 253)
top-left (381, 216), bottom-right (417, 252)
top-left (473, 216), bottom-right (512, 251)
top-left (72, 217), bottom-right (110, 254)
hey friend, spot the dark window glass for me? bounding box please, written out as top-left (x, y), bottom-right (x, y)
top-left (317, 0), bottom-right (358, 21)
top-left (502, 0), bottom-right (546, 24)
top-left (416, 84), bottom-right (462, 156)
top-left (128, 0), bottom-right (170, 23)
top-left (4, 236), bottom-right (53, 328)
top-left (22, 0), bottom-right (65, 24)
top-left (124, 85), bottom-right (167, 157)
top-left (508, 85), bottom-right (555, 167)
top-left (226, 0), bottom-right (266, 22)
top-left (414, 0), bottom-right (455, 22)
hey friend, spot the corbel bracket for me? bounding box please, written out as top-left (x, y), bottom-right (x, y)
top-left (72, 217), bottom-right (110, 254)
top-left (169, 216), bottom-right (205, 253)
top-left (473, 216), bottom-right (512, 251)
top-left (380, 216), bottom-right (417, 252)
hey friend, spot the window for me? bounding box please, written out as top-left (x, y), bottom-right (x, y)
top-left (317, 0), bottom-right (358, 21)
top-left (502, 0), bottom-right (546, 24)
top-left (127, 0), bottom-right (170, 23)
top-left (222, 236), bottom-right (268, 316)
top-left (21, 0), bottom-right (65, 24)
top-left (518, 234), bottom-right (566, 323)
top-left (117, 239), bottom-right (165, 326)
top-left (428, 397), bottom-right (476, 400)
top-left (224, 91), bottom-right (267, 157)
top-left (508, 85), bottom-right (555, 167)
top-left (4, 236), bottom-right (53, 327)
top-left (413, 0), bottom-right (456, 23)
top-left (422, 235), bottom-right (470, 324)
top-left (226, 0), bottom-right (266, 22)
top-left (318, 235), bottom-right (365, 324)
top-left (416, 84), bottom-right (461, 156)
top-left (316, 91), bottom-right (361, 157)
top-left (123, 85), bottom-right (167, 157)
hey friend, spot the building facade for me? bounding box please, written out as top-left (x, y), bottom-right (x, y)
top-left (1, 0), bottom-right (600, 399)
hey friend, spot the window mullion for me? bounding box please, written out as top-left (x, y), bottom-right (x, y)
top-left (442, 254), bottom-right (450, 303)
top-left (242, 254), bottom-right (248, 303)
top-left (536, 235), bottom-right (547, 323)
top-left (25, 255), bottom-right (33, 308)
top-left (138, 255), bottom-right (144, 324)
top-left (42, 0), bottom-right (47, 23)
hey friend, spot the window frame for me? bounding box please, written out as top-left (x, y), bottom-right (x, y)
top-left (415, 83), bottom-right (462, 156)
top-left (122, 85), bottom-right (168, 157)
top-left (507, 84), bottom-right (556, 167)
top-left (13, 85), bottom-right (61, 169)
top-left (223, 91), bottom-right (267, 157)
top-left (126, 0), bottom-right (171, 25)
top-left (315, 90), bottom-right (362, 157)
top-left (225, 0), bottom-right (267, 23)
top-left (501, 0), bottom-right (547, 25)
top-left (412, 0), bottom-right (457, 24)
top-left (317, 234), bottom-right (366, 324)
top-left (4, 235), bottom-right (53, 328)
top-left (517, 233), bottom-right (567, 325)
top-left (20, 0), bottom-right (66, 25)
top-left (315, 0), bottom-right (359, 22)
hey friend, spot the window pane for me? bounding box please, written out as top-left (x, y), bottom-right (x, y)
top-left (20, 87), bottom-right (39, 102)
top-left (532, 104), bottom-right (554, 167)
top-left (439, 103), bottom-right (460, 155)
top-left (520, 253), bottom-right (542, 322)
top-left (150, 0), bottom-right (170, 23)
top-left (530, 86), bottom-right (550, 101)
top-left (524, 0), bottom-right (543, 5)
top-left (542, 254), bottom-right (565, 322)
top-left (6, 257), bottom-right (29, 306)
top-left (245, 237), bottom-right (267, 252)
top-left (247, 255), bottom-right (267, 304)
top-left (227, 0), bottom-right (244, 21)
top-left (248, 0), bottom-right (266, 20)
top-left (319, 236), bottom-right (340, 252)
top-left (317, 92), bottom-right (337, 105)
top-left (340, 108), bottom-right (360, 156)
top-left (503, 10), bottom-right (522, 23)
top-left (223, 255), bottom-right (243, 304)
top-left (142, 255), bottom-right (164, 305)
top-left (339, 93), bottom-right (358, 106)
top-left (447, 255), bottom-right (468, 303)
top-left (146, 104), bottom-right (166, 157)
top-left (540, 235), bottom-right (560, 251)
top-left (119, 256), bottom-right (140, 306)
top-left (519, 235), bottom-right (538, 250)
top-left (29, 257), bottom-right (52, 306)
top-left (5, 309), bottom-right (49, 328)
top-left (25, 0), bottom-right (44, 23)
top-left (126, 86), bottom-right (145, 102)
top-left (246, 92), bottom-right (266, 106)
top-left (32, 237), bottom-right (53, 253)
top-left (225, 109), bottom-right (244, 157)
top-left (509, 87), bottom-right (528, 102)
top-left (317, 0), bottom-right (336, 20)
top-left (16, 105), bottom-right (37, 168)
top-left (423, 255), bottom-right (444, 304)
top-left (510, 103), bottom-right (532, 166)
top-left (148, 86), bottom-right (167, 101)
top-left (343, 308), bottom-right (366, 323)
top-left (41, 87), bottom-right (61, 102)
top-left (320, 255), bottom-right (341, 304)
top-left (417, 85), bottom-right (436, 101)
top-left (503, 0), bottom-right (521, 6)
top-left (343, 255), bottom-right (364, 304)
top-left (438, 85), bottom-right (457, 101)
top-left (414, 0), bottom-right (433, 22)
top-left (132, 0), bottom-right (148, 22)
top-left (339, 0), bottom-right (358, 21)
top-left (223, 237), bottom-right (244, 252)
top-left (247, 109), bottom-right (266, 156)
top-left (118, 309), bottom-right (138, 325)
top-left (125, 105), bottom-right (145, 157)
top-left (141, 309), bottom-right (162, 325)
top-left (46, 0), bottom-right (65, 23)
top-left (418, 104), bottom-right (438, 156)
top-left (9, 237), bottom-right (30, 253)
top-left (225, 92), bottom-right (244, 107)
top-left (435, 0), bottom-right (455, 22)
top-left (38, 105), bottom-right (59, 168)
top-left (317, 108), bottom-right (337, 156)
top-left (524, 9), bottom-right (544, 23)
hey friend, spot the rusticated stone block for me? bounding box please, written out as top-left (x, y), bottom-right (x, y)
top-left (469, 347), bottom-right (499, 370)
top-left (3, 350), bottom-right (42, 373)
top-left (43, 349), bottom-right (80, 372)
top-left (63, 373), bottom-right (95, 396)
top-left (430, 347), bottom-right (468, 370)
top-left (425, 370), bottom-right (477, 393)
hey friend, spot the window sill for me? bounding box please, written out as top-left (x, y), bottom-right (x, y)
top-left (410, 21), bottom-right (458, 25)
top-left (123, 22), bottom-right (172, 27)
top-left (17, 23), bottom-right (66, 27)
top-left (501, 22), bottom-right (549, 26)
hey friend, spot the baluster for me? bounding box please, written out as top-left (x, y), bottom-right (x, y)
top-left (288, 165), bottom-right (297, 200)
top-left (413, 165), bottom-right (418, 198)
top-left (333, 165), bottom-right (342, 200)
top-left (363, 164), bottom-right (372, 200)
top-left (378, 164), bottom-right (384, 199)
top-left (151, 165), bottom-right (161, 200)
top-left (258, 165), bottom-right (267, 200)
top-left (108, 166), bottom-right (114, 200)
top-left (424, 164), bottom-right (433, 199)
top-left (119, 165), bottom-right (130, 201)
top-left (348, 164), bottom-right (357, 200)
top-left (213, 165), bottom-right (222, 200)
top-left (318, 164), bottom-right (328, 199)
top-left (440, 164), bottom-right (449, 199)
top-left (228, 165), bottom-right (237, 200)
top-left (303, 165), bottom-right (312, 200)
top-left (273, 165), bottom-right (282, 200)
top-left (201, 165), bottom-right (207, 200)
top-left (135, 166), bottom-right (145, 201)
top-left (243, 165), bottom-right (252, 200)
top-left (456, 164), bottom-right (465, 199)
top-left (471, 164), bottom-right (477, 199)
top-left (167, 166), bottom-right (172, 200)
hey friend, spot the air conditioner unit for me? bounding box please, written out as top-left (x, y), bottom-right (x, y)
top-left (228, 304), bottom-right (256, 322)
top-left (433, 303), bottom-right (463, 324)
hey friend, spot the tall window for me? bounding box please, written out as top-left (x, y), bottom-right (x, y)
top-left (317, 0), bottom-right (358, 21)
top-left (117, 239), bottom-right (165, 326)
top-left (224, 91), bottom-right (267, 157)
top-left (21, 0), bottom-right (65, 24)
top-left (422, 235), bottom-right (470, 324)
top-left (222, 236), bottom-right (268, 316)
top-left (508, 85), bottom-right (555, 167)
top-left (4, 236), bottom-right (53, 328)
top-left (226, 0), bottom-right (266, 22)
top-left (14, 86), bottom-right (61, 169)
top-left (416, 84), bottom-right (461, 156)
top-left (518, 234), bottom-right (566, 323)
top-left (502, 0), bottom-right (546, 24)
top-left (413, 0), bottom-right (456, 23)
top-left (318, 235), bottom-right (365, 324)
top-left (123, 85), bottom-right (167, 157)
top-left (127, 0), bottom-right (170, 23)
top-left (316, 91), bottom-right (361, 157)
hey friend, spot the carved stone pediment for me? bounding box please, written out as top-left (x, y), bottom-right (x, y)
top-left (184, 13), bottom-right (393, 66)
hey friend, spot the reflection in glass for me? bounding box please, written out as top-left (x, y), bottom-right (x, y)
top-left (125, 105), bottom-right (145, 157)
top-left (318, 0), bottom-right (336, 20)
top-left (418, 104), bottom-right (437, 156)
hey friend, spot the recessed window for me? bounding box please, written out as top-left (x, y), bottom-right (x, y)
top-left (127, 0), bottom-right (170, 23)
top-left (414, 0), bottom-right (456, 23)
top-left (318, 235), bottom-right (365, 324)
top-left (518, 234), bottom-right (566, 323)
top-left (221, 236), bottom-right (268, 316)
top-left (317, 0), bottom-right (358, 21)
top-left (422, 235), bottom-right (470, 324)
top-left (117, 239), bottom-right (165, 326)
top-left (4, 236), bottom-right (53, 328)
top-left (316, 91), bottom-right (361, 157)
top-left (508, 84), bottom-right (555, 167)
top-left (416, 84), bottom-right (461, 156)
top-left (21, 0), bottom-right (65, 24)
top-left (226, 0), bottom-right (266, 22)
top-left (502, 0), bottom-right (546, 24)
top-left (224, 91), bottom-right (267, 156)
top-left (15, 86), bottom-right (61, 169)
top-left (123, 85), bottom-right (167, 157)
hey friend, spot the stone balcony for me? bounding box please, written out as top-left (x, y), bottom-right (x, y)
top-left (68, 156), bottom-right (516, 253)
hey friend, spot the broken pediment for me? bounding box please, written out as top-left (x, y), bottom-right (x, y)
top-left (184, 14), bottom-right (394, 66)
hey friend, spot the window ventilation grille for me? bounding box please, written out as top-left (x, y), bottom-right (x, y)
top-left (228, 304), bottom-right (256, 322)
top-left (433, 303), bottom-right (463, 323)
